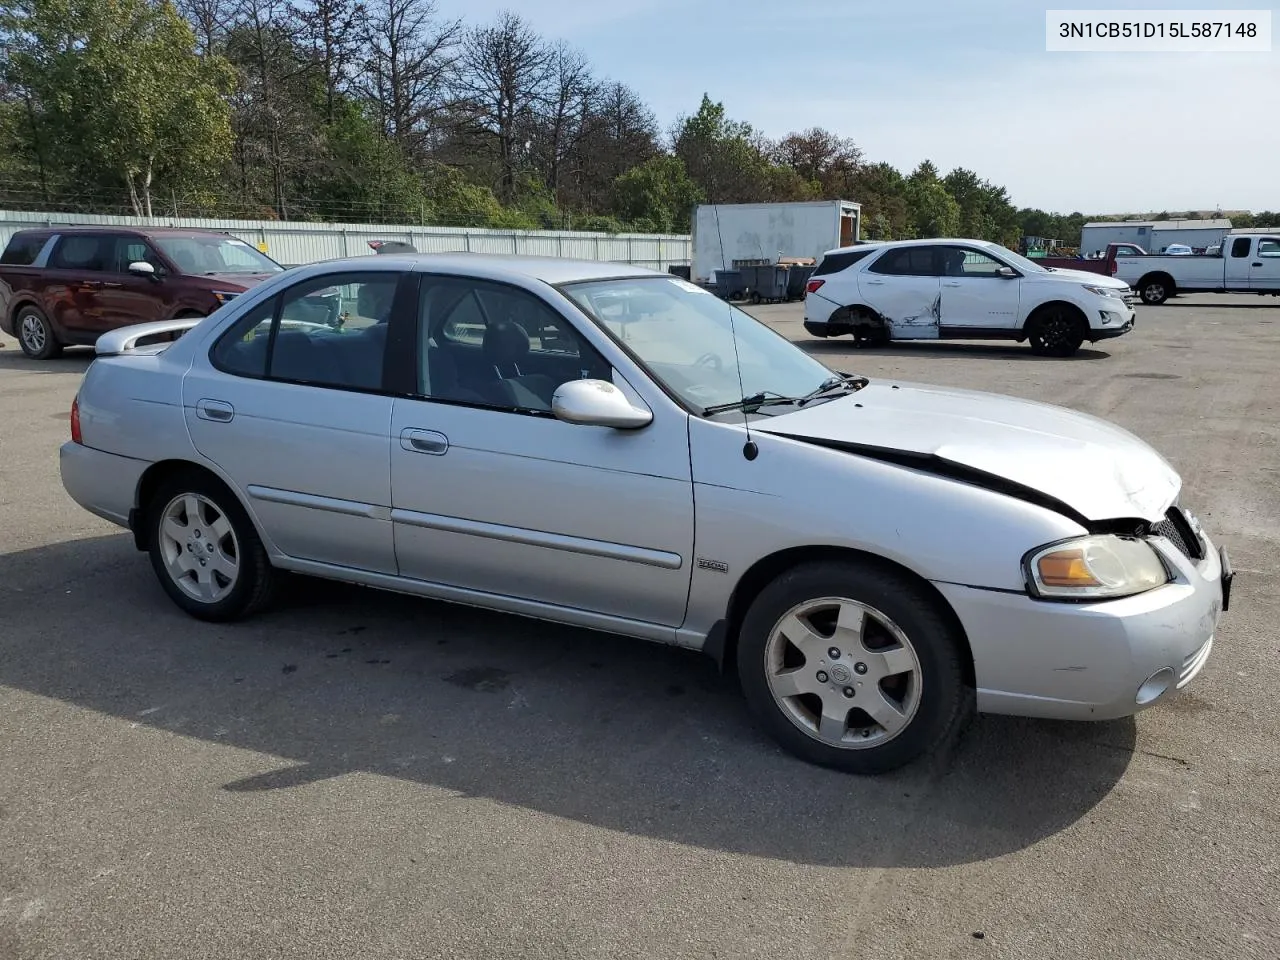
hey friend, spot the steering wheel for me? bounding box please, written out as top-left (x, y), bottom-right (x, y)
top-left (694, 351), bottom-right (723, 371)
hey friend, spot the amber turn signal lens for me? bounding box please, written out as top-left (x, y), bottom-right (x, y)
top-left (1037, 548), bottom-right (1102, 587)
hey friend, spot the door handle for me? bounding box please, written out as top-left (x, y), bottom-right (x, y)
top-left (400, 428), bottom-right (448, 455)
top-left (942, 281), bottom-right (961, 287)
top-left (80, 280), bottom-right (103, 290)
top-left (101, 281), bottom-right (123, 288)
top-left (195, 398), bottom-right (235, 422)
top-left (1253, 262), bottom-right (1263, 267)
top-left (865, 279), bottom-right (885, 285)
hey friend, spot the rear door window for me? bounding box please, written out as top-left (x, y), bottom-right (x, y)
top-left (48, 235), bottom-right (112, 272)
top-left (867, 246), bottom-right (940, 277)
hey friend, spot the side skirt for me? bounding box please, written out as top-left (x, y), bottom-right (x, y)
top-left (274, 555), bottom-right (705, 651)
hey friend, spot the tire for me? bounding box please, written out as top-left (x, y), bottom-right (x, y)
top-left (15, 305), bottom-right (62, 360)
top-left (735, 560), bottom-right (967, 774)
top-left (1138, 275), bottom-right (1172, 306)
top-left (1026, 305), bottom-right (1086, 357)
top-left (145, 469), bottom-right (276, 622)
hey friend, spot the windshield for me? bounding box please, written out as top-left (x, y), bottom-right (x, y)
top-left (153, 235), bottom-right (284, 275)
top-left (560, 276), bottom-right (841, 415)
top-left (983, 243), bottom-right (1048, 274)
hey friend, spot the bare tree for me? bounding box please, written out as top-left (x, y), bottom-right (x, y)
top-left (291, 0), bottom-right (366, 124)
top-left (564, 79), bottom-right (657, 210)
top-left (226, 0), bottom-right (320, 216)
top-left (533, 40), bottom-right (593, 203)
top-left (773, 127), bottom-right (864, 187)
top-left (176, 0), bottom-right (235, 54)
top-left (455, 10), bottom-right (554, 202)
top-left (360, 0), bottom-right (462, 159)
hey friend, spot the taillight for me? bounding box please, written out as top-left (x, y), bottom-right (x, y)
top-left (70, 395), bottom-right (82, 444)
top-left (806, 279), bottom-right (825, 294)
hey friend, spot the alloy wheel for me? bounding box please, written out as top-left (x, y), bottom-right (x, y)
top-left (157, 493), bottom-right (241, 603)
top-left (1035, 311), bottom-right (1074, 351)
top-left (19, 314), bottom-right (46, 354)
top-left (764, 597), bottom-right (922, 749)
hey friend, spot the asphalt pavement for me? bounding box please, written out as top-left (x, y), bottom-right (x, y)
top-left (1, 295), bottom-right (1278, 959)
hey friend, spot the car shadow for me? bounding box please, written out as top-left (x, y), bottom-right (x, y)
top-left (0, 534), bottom-right (1138, 869)
top-left (802, 340), bottom-right (1113, 361)
top-left (0, 343), bottom-right (95, 372)
top-left (1159, 300), bottom-right (1280, 310)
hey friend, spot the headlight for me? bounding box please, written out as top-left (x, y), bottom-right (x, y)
top-left (1082, 284), bottom-right (1123, 299)
top-left (211, 290), bottom-right (241, 305)
top-left (1025, 535), bottom-right (1171, 600)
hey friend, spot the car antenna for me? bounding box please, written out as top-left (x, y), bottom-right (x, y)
top-left (714, 203), bottom-right (757, 461)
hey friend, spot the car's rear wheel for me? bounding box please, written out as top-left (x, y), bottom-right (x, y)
top-left (736, 560), bottom-right (967, 774)
top-left (146, 471), bottom-right (275, 622)
top-left (16, 306), bottom-right (62, 360)
top-left (1138, 275), bottom-right (1173, 305)
top-left (1026, 305), bottom-right (1086, 357)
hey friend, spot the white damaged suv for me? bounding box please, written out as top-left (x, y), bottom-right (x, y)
top-left (803, 238), bottom-right (1136, 356)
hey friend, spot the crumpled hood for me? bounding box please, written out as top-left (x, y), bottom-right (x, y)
top-left (755, 380), bottom-right (1180, 523)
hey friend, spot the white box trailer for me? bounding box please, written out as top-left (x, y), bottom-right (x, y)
top-left (690, 200), bottom-right (861, 284)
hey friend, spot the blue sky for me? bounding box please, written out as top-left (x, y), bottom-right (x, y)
top-left (432, 0), bottom-right (1279, 214)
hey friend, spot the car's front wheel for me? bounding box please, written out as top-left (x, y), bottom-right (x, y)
top-left (736, 560), bottom-right (968, 774)
top-left (146, 471), bottom-right (276, 622)
top-left (1026, 305), bottom-right (1086, 357)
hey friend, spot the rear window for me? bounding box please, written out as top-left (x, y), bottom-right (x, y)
top-left (813, 248), bottom-right (876, 276)
top-left (0, 233), bottom-right (50, 266)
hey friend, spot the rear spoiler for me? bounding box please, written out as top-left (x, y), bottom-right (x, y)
top-left (95, 317), bottom-right (204, 356)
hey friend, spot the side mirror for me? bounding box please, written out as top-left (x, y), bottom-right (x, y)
top-left (996, 266), bottom-right (1017, 278)
top-left (552, 379), bottom-right (652, 429)
top-left (129, 260), bottom-right (158, 279)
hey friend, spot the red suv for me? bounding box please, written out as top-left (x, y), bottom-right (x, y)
top-left (0, 226), bottom-right (286, 359)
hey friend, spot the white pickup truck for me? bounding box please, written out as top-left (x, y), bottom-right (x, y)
top-left (1115, 232), bottom-right (1280, 305)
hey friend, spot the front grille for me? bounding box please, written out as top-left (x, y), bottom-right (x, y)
top-left (1151, 506), bottom-right (1205, 561)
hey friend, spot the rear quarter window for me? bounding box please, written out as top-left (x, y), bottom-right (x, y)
top-left (813, 248), bottom-right (876, 276)
top-left (0, 233), bottom-right (50, 266)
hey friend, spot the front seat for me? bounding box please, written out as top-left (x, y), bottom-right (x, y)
top-left (480, 320), bottom-right (559, 409)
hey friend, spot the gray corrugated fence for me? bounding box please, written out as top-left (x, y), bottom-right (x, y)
top-left (0, 210), bottom-right (692, 271)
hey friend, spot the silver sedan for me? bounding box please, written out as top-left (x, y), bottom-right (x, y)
top-left (58, 253), bottom-right (1234, 773)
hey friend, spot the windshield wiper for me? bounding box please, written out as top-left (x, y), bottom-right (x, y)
top-left (702, 374), bottom-right (869, 417)
top-left (702, 391), bottom-right (803, 416)
top-left (798, 373), bottom-right (869, 405)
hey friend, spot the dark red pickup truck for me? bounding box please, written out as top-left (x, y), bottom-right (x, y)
top-left (1031, 242), bottom-right (1148, 277)
top-left (0, 225), bottom-right (286, 359)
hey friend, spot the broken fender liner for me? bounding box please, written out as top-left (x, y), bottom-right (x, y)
top-left (767, 433), bottom-right (1114, 531)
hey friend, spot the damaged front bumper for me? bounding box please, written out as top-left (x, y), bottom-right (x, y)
top-left (933, 529), bottom-right (1230, 722)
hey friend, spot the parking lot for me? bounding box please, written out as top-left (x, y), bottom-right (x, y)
top-left (1, 294), bottom-right (1278, 959)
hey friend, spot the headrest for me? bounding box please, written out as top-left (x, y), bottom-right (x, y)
top-left (482, 319), bottom-right (530, 366)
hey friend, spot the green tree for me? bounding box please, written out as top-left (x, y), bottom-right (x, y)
top-left (672, 94), bottom-right (779, 204)
top-left (610, 154), bottom-right (703, 232)
top-left (905, 160), bottom-right (959, 237)
top-left (2, 0), bottom-right (235, 216)
top-left (850, 161), bottom-right (912, 239)
top-left (943, 167), bottom-right (1020, 245)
